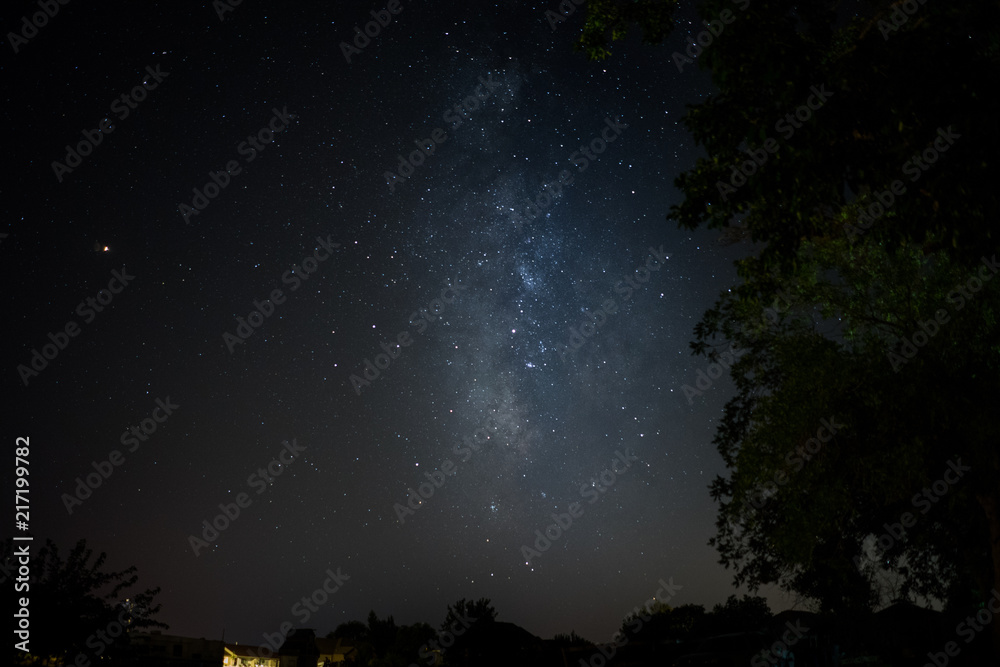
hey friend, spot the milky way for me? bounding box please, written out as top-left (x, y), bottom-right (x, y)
top-left (8, 0), bottom-right (783, 646)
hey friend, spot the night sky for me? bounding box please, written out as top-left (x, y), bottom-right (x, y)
top-left (6, 0), bottom-right (790, 646)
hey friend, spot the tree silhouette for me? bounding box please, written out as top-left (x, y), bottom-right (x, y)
top-left (437, 598), bottom-right (498, 667)
top-left (619, 599), bottom-right (672, 642)
top-left (6, 537), bottom-right (166, 665)
top-left (329, 617), bottom-right (435, 667)
top-left (440, 597), bottom-right (496, 632)
top-left (551, 630), bottom-right (592, 647)
top-left (328, 621), bottom-right (371, 666)
top-left (701, 595), bottom-right (772, 635)
top-left (577, 0), bottom-right (1000, 657)
top-left (581, 0), bottom-right (998, 274)
top-left (329, 620), bottom-right (368, 644)
top-left (387, 623), bottom-right (435, 667)
top-left (669, 604), bottom-right (707, 641)
top-left (366, 610), bottom-right (398, 664)
top-left (702, 237), bottom-right (999, 620)
top-left (574, 0), bottom-right (677, 61)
